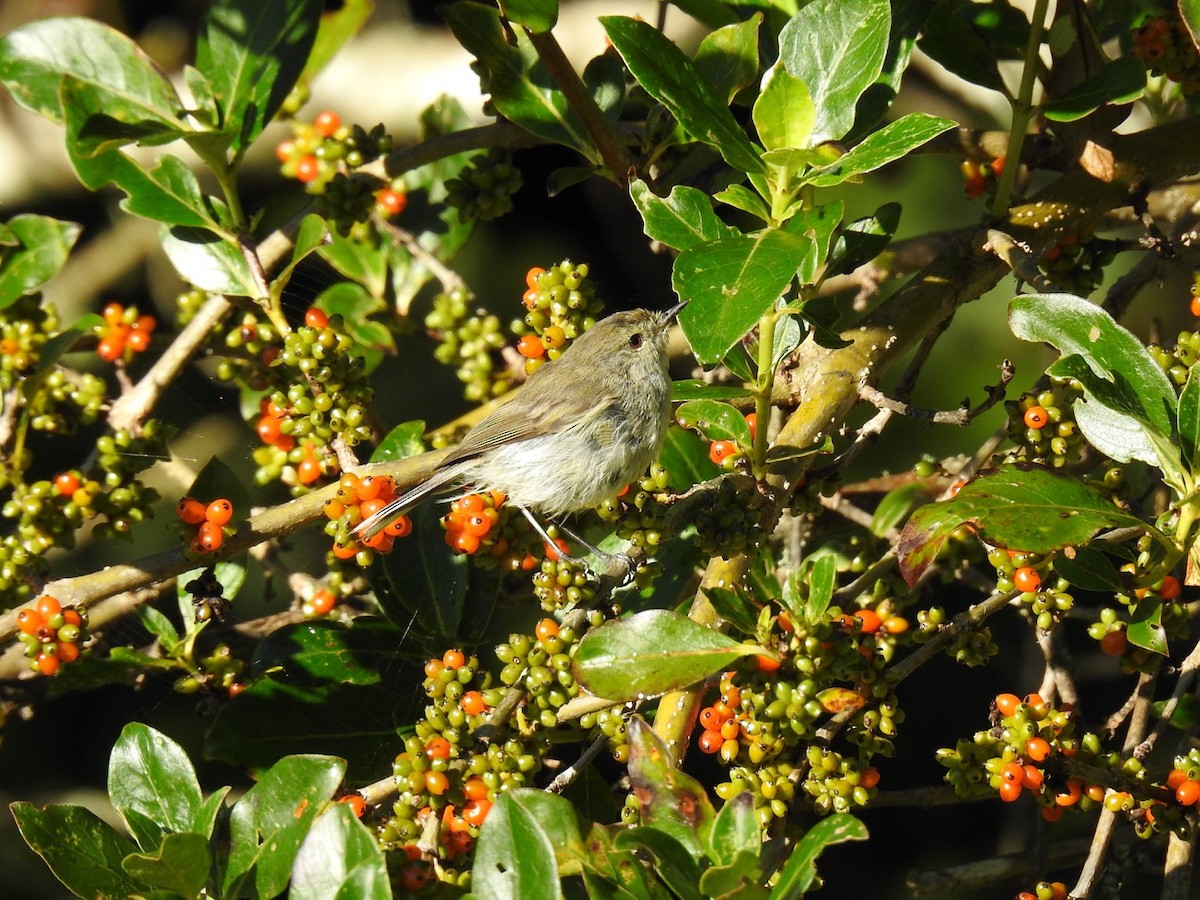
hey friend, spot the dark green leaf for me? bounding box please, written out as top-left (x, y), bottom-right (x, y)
top-left (1128, 597), bottom-right (1168, 655)
top-left (291, 803), bottom-right (390, 900)
top-left (707, 790), bottom-right (760, 867)
top-left (918, 0), bottom-right (1007, 94)
top-left (849, 0), bottom-right (930, 138)
top-left (195, 0), bottom-right (322, 155)
top-left (675, 230), bottom-right (812, 365)
top-left (703, 586), bottom-right (760, 636)
top-left (631, 179), bottom-right (738, 252)
top-left (626, 717), bottom-right (715, 859)
top-left (272, 213), bottom-right (328, 296)
top-left (870, 482), bottom-right (931, 537)
top-left (808, 113), bottom-right (956, 187)
top-left (694, 14), bottom-right (762, 104)
top-left (601, 16), bottom-right (765, 175)
top-left (1154, 693), bottom-right (1200, 730)
top-left (121, 832), bottom-right (211, 898)
top-left (573, 609), bottom-right (755, 701)
top-left (502, 0), bottom-right (558, 32)
top-left (161, 226), bottom-right (256, 296)
top-left (444, 2), bottom-right (592, 158)
top-left (58, 73), bottom-right (186, 159)
top-left (778, 0), bottom-right (891, 144)
top-left (699, 849), bottom-right (766, 898)
top-left (250, 620), bottom-right (408, 686)
top-left (372, 420), bottom-right (427, 461)
top-left (664, 0), bottom-right (738, 28)
top-left (0, 17), bottom-right (180, 125)
top-left (897, 464), bottom-right (1148, 586)
top-left (713, 184), bottom-right (773, 222)
top-left (671, 380), bottom-right (753, 402)
top-left (1044, 56), bottom-right (1145, 122)
top-left (222, 755), bottom-right (346, 898)
top-left (753, 63), bottom-right (814, 150)
top-left (768, 813), bottom-right (868, 898)
top-left (785, 201), bottom-right (843, 284)
top-left (108, 723), bottom-right (203, 851)
top-left (0, 214), bottom-right (81, 309)
top-left (319, 229), bottom-right (388, 298)
top-left (472, 791), bottom-right (561, 898)
top-left (193, 788), bottom-right (230, 840)
top-left (1180, 365), bottom-right (1200, 471)
top-left (677, 399), bottom-right (753, 447)
top-left (1182, 2), bottom-right (1200, 51)
top-left (659, 425), bottom-right (722, 492)
top-left (10, 801), bottom-right (144, 899)
top-left (583, 53), bottom-right (625, 119)
top-left (613, 826), bottom-right (701, 900)
top-left (826, 203), bottom-right (900, 276)
top-left (302, 0), bottom-right (375, 84)
top-left (1052, 545), bottom-right (1123, 591)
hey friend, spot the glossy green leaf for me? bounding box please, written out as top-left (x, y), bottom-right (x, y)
top-left (302, 0), bottom-right (375, 84)
top-left (826, 203), bottom-right (900, 276)
top-left (444, 2), bottom-right (592, 158)
top-left (801, 553), bottom-right (837, 623)
top-left (707, 790), bottom-right (760, 867)
top-left (670, 380), bottom-right (753, 402)
top-left (1180, 365), bottom-right (1200, 471)
top-left (631, 179), bottom-right (738, 251)
top-left (694, 14), bottom-right (762, 104)
top-left (918, 0), bottom-right (1007, 93)
top-left (1128, 597), bottom-right (1168, 655)
top-left (0, 17), bottom-right (180, 126)
top-left (601, 15), bottom-right (765, 175)
top-left (713, 184), bottom-right (772, 222)
top-left (769, 813), bottom-right (868, 898)
top-left (703, 586), bottom-right (760, 636)
top-left (699, 848), bottom-right (764, 897)
top-left (479, 789), bottom-right (594, 879)
top-left (108, 724), bottom-right (203, 852)
top-left (372, 420), bottom-right (427, 462)
top-left (574, 609), bottom-right (755, 701)
top-left (583, 53), bottom-right (625, 119)
top-left (659, 425), bottom-right (722, 492)
top-left (502, 0), bottom-right (558, 32)
top-left (897, 464), bottom-right (1148, 586)
top-left (808, 112), bottom-right (956, 186)
top-left (250, 620), bottom-right (406, 686)
top-left (753, 62), bottom-right (814, 151)
top-left (674, 230), bottom-right (812, 365)
top-left (121, 832), bottom-right (211, 898)
top-left (291, 803), bottom-right (390, 900)
top-left (850, 0), bottom-right (930, 138)
top-left (319, 228), bottom-right (388, 298)
top-left (135, 605), bottom-right (180, 655)
top-left (626, 717), bottom-right (715, 859)
top-left (778, 0), bottom-right (891, 144)
top-left (196, 0), bottom-right (321, 155)
top-left (471, 791), bottom-right (561, 898)
top-left (222, 754), bottom-right (346, 898)
top-left (1044, 56), bottom-right (1145, 122)
top-left (1183, 2), bottom-right (1200, 50)
top-left (10, 801), bottom-right (144, 899)
top-left (161, 225), bottom-right (257, 296)
top-left (316, 282), bottom-right (394, 362)
top-left (612, 826), bottom-right (701, 900)
top-left (786, 201), bottom-right (843, 284)
top-left (0, 214), bottom-right (81, 309)
top-left (677, 399), bottom-right (754, 447)
top-left (1052, 545), bottom-right (1123, 591)
top-left (58, 73), bottom-right (186, 160)
top-left (272, 213), bottom-right (328, 295)
top-left (871, 482), bottom-right (932, 536)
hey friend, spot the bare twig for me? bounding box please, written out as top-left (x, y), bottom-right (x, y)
top-left (546, 734), bottom-right (608, 794)
top-left (858, 360), bottom-right (1014, 427)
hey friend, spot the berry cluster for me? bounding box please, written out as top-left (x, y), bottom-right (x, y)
top-left (1016, 882), bottom-right (1069, 900)
top-left (1038, 232), bottom-right (1117, 296)
top-left (987, 548), bottom-right (1075, 631)
top-left (302, 587), bottom-right (337, 617)
top-left (960, 154), bottom-right (1005, 199)
top-left (1130, 10), bottom-right (1200, 96)
top-left (425, 287), bottom-right (512, 402)
top-left (15, 595), bottom-right (87, 676)
top-left (323, 472), bottom-right (411, 565)
top-left (514, 262), bottom-right (604, 376)
top-left (1006, 385), bottom-right (1086, 468)
top-left (94, 302), bottom-right (156, 364)
top-left (444, 149), bottom-right (522, 221)
top-left (276, 110), bottom-right (392, 189)
top-left (442, 491), bottom-right (506, 556)
top-left (177, 496), bottom-right (235, 554)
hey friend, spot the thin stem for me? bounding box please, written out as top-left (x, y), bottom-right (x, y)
top-left (753, 310), bottom-right (778, 481)
top-left (990, 0), bottom-right (1051, 218)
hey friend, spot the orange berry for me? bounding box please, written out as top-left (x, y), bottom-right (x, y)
top-left (337, 794), bottom-right (367, 817)
top-left (1021, 764), bottom-right (1043, 791)
top-left (463, 798), bottom-right (492, 827)
top-left (126, 329), bottom-right (151, 353)
top-left (53, 472), bottom-right (81, 495)
top-left (257, 414), bottom-right (283, 444)
top-left (424, 771), bottom-right (450, 795)
top-left (460, 691), bottom-right (487, 716)
top-left (522, 287), bottom-right (540, 309)
top-left (1055, 778), bottom-right (1082, 807)
top-left (1100, 629), bottom-right (1127, 656)
top-left (196, 520), bottom-right (224, 552)
top-left (744, 412), bottom-right (757, 441)
top-left (1177, 780), bottom-right (1200, 806)
top-left (102, 302), bottom-right (124, 325)
top-left (1023, 405), bottom-right (1049, 429)
top-left (1169, 768), bottom-right (1189, 790)
top-left (442, 649), bottom-right (466, 669)
top-left (56, 641), bottom-right (80, 663)
top-left (963, 172), bottom-right (986, 199)
top-left (1024, 736), bottom-right (1051, 762)
top-left (853, 609), bottom-right (883, 634)
top-left (994, 693), bottom-right (1022, 717)
top-left (517, 334), bottom-right (545, 358)
top-left (295, 155), bottom-right (320, 183)
top-left (177, 496), bottom-right (207, 524)
top-left (1001, 761), bottom-right (1024, 784)
top-left (453, 531), bottom-right (482, 555)
top-left (377, 188), bottom-right (407, 217)
top-left (313, 109), bottom-right (341, 137)
top-left (304, 307), bottom-right (329, 329)
top-left (36, 653), bottom-right (60, 676)
top-left (698, 706), bottom-right (728, 730)
top-left (384, 515), bottom-right (413, 538)
top-left (525, 266), bottom-right (546, 290)
top-left (463, 777), bottom-right (489, 801)
top-left (1042, 805), bottom-right (1063, 822)
top-left (425, 735), bottom-right (452, 760)
top-left (297, 456), bottom-right (322, 485)
top-left (16, 608), bottom-right (44, 635)
top-left (205, 499), bottom-right (234, 525)
top-left (998, 780), bottom-right (1023, 802)
top-left (424, 658), bottom-right (445, 679)
top-left (859, 767), bottom-right (880, 789)
top-left (882, 615), bottom-right (909, 634)
top-left (719, 718), bottom-right (740, 740)
top-left (133, 314), bottom-right (156, 333)
top-left (62, 608), bottom-right (82, 627)
top-left (535, 618), bottom-right (560, 641)
top-left (698, 729), bottom-right (724, 754)
top-left (544, 537), bottom-right (570, 561)
top-left (709, 439), bottom-right (739, 465)
top-left (1013, 566), bottom-right (1041, 593)
top-left (309, 589), bottom-right (336, 615)
top-left (331, 540), bottom-right (360, 559)
top-left (36, 595), bottom-right (62, 618)
top-left (461, 513), bottom-right (492, 538)
top-left (1024, 692), bottom-right (1046, 708)
top-left (1191, 294), bottom-right (1200, 318)
top-left (96, 336), bottom-right (125, 362)
top-left (1160, 575), bottom-right (1181, 600)
top-left (755, 653), bottom-right (782, 672)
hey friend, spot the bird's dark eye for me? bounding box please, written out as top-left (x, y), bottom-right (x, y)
top-left (628, 333), bottom-right (643, 348)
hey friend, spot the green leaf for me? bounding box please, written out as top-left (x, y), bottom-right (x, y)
top-left (703, 586), bottom-right (760, 637)
top-left (917, 0), bottom-right (1007, 94)
top-left (10, 801), bottom-right (144, 899)
top-left (671, 380), bottom-right (753, 402)
top-left (601, 16), bottom-right (765, 175)
top-left (871, 482), bottom-right (932, 536)
top-left (222, 755), bottom-right (346, 899)
top-left (786, 200), bottom-right (843, 284)
top-left (472, 791), bottom-right (562, 899)
top-left (583, 53), bottom-right (625, 120)
top-left (1183, 2), bottom-right (1200, 52)
top-left (1154, 693), bottom-right (1200, 730)
top-left (659, 424), bottom-right (722, 492)
top-left (1128, 597), bottom-right (1168, 655)
top-left (613, 826), bottom-right (701, 900)
top-left (699, 848), bottom-right (766, 898)
top-left (444, 2), bottom-right (592, 159)
top-left (1044, 56), bottom-right (1145, 122)
top-left (302, 0), bottom-right (376, 84)
top-left (121, 832), bottom-right (211, 898)
top-left (768, 813), bottom-right (868, 898)
top-left (1009, 292), bottom-right (1178, 445)
top-left (319, 229), bottom-right (388, 298)
top-left (108, 723), bottom-right (203, 851)
top-left (694, 14), bottom-right (762, 104)
top-left (291, 804), bottom-right (391, 900)
top-left (0, 17), bottom-right (181, 126)
top-left (250, 620), bottom-right (406, 686)
top-left (502, 0), bottom-right (558, 32)
top-left (272, 213), bottom-right (328, 296)
top-left (753, 62), bottom-right (814, 151)
top-left (1180, 365), bottom-right (1200, 471)
top-left (195, 0), bottom-right (322, 155)
top-left (713, 184), bottom-right (773, 222)
top-left (207, 679), bottom-right (417, 782)
top-left (707, 790), bottom-right (760, 867)
top-left (372, 420), bottom-right (427, 461)
top-left (675, 230), bottom-right (812, 365)
top-left (798, 553), bottom-right (837, 623)
top-left (1052, 545), bottom-right (1123, 592)
top-left (897, 464), bottom-right (1149, 586)
top-left (0, 214), bottom-right (81, 309)
top-left (631, 179), bottom-right (738, 252)
top-left (826, 203), bottom-right (900, 276)
top-left (58, 73), bottom-right (186, 160)
top-left (625, 717), bottom-right (715, 859)
top-left (161, 225), bottom-right (257, 296)
top-left (807, 113), bottom-right (956, 187)
top-left (676, 399), bottom-right (754, 448)
top-left (573, 609), bottom-right (756, 701)
top-left (778, 0), bottom-right (891, 144)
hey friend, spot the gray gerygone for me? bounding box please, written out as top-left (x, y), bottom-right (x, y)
top-left (356, 303), bottom-right (684, 543)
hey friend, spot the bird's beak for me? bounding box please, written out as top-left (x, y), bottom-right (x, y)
top-left (664, 299), bottom-right (688, 322)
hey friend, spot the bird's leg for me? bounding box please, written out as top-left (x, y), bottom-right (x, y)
top-left (514, 506), bottom-right (634, 583)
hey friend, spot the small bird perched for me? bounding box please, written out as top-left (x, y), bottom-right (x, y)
top-left (356, 303), bottom-right (683, 548)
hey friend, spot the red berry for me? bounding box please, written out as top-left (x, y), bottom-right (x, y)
top-left (36, 595), bottom-right (62, 618)
top-left (196, 520), bottom-right (224, 552)
top-left (337, 794), bottom-right (367, 817)
top-left (994, 693), bottom-right (1021, 717)
top-left (853, 609), bottom-right (883, 634)
top-left (517, 334), bottom-right (545, 359)
top-left (859, 767), bottom-right (881, 789)
top-left (16, 608), bottom-right (44, 635)
top-left (1100, 630), bottom-right (1127, 656)
top-left (126, 329), bottom-right (151, 353)
top-left (709, 440), bottom-right (739, 465)
top-left (698, 729), bottom-right (724, 754)
top-left (304, 307), bottom-right (329, 329)
top-left (297, 456), bottom-right (322, 485)
top-left (309, 589), bottom-right (336, 615)
top-left (1160, 575), bottom-right (1181, 600)
top-left (295, 155), bottom-right (320, 183)
top-left (1013, 566), bottom-right (1041, 593)
top-left (1023, 405), bottom-right (1049, 429)
top-left (463, 798), bottom-right (492, 827)
top-left (377, 188), bottom-right (407, 217)
top-left (1177, 780), bottom-right (1200, 806)
top-left (425, 735), bottom-right (452, 760)
top-left (384, 515), bottom-right (412, 538)
top-left (698, 705), bottom-right (729, 730)
top-left (313, 110), bottom-right (341, 137)
top-left (54, 472), bottom-right (82, 495)
top-left (177, 497), bottom-right (207, 525)
top-left (442, 649), bottom-right (466, 669)
top-left (36, 653), bottom-right (60, 676)
top-left (460, 691), bottom-right (487, 716)
top-left (56, 641), bottom-right (80, 663)
top-left (1020, 764), bottom-right (1044, 790)
top-left (205, 499), bottom-right (234, 525)
top-left (998, 780), bottom-right (1022, 802)
top-left (1024, 736), bottom-right (1051, 762)
top-left (97, 336), bottom-right (125, 362)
